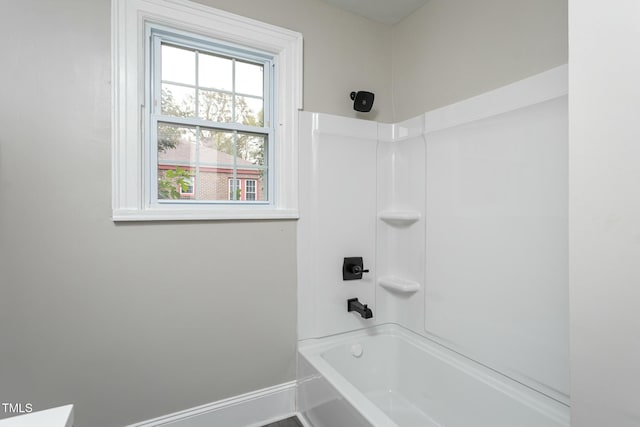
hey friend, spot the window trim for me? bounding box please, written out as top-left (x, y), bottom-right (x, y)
top-left (112, 0), bottom-right (302, 221)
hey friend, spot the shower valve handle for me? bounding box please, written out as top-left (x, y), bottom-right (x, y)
top-left (351, 265), bottom-right (369, 275)
top-left (343, 257), bottom-right (369, 280)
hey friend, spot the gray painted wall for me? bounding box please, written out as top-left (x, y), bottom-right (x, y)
top-left (194, 0), bottom-right (393, 123)
top-left (0, 0), bottom-right (568, 426)
top-left (569, 1), bottom-right (640, 425)
top-left (0, 0), bottom-right (390, 426)
top-left (391, 0), bottom-right (568, 121)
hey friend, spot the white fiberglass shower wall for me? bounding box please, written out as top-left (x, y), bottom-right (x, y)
top-left (297, 65), bottom-right (568, 405)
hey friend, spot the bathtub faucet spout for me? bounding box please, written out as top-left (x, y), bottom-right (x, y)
top-left (347, 298), bottom-right (373, 319)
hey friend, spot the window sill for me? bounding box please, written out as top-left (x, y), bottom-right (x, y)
top-left (112, 208), bottom-right (299, 221)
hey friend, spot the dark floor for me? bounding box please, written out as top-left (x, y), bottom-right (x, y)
top-left (260, 415), bottom-right (304, 427)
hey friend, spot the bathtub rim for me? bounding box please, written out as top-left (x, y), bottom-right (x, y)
top-left (298, 322), bottom-right (570, 427)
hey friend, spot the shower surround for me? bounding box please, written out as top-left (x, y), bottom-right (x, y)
top-left (297, 65), bottom-right (569, 426)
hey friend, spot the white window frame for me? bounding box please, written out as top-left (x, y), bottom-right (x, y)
top-left (112, 0), bottom-right (302, 221)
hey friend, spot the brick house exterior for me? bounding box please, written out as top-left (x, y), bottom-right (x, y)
top-left (158, 142), bottom-right (263, 201)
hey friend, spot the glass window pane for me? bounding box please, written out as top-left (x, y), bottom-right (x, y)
top-left (198, 52), bottom-right (232, 91)
top-left (236, 132), bottom-right (266, 166)
top-left (162, 84), bottom-right (195, 117)
top-left (198, 89), bottom-right (233, 122)
top-left (157, 123), bottom-right (197, 200)
top-left (197, 142), bottom-right (235, 201)
top-left (199, 128), bottom-right (236, 159)
top-left (198, 128), bottom-right (241, 202)
top-left (199, 129), bottom-right (267, 202)
top-left (235, 96), bottom-right (264, 126)
top-left (161, 44), bottom-right (195, 85)
top-left (235, 61), bottom-right (263, 96)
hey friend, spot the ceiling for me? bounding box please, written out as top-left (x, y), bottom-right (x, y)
top-left (320, 0), bottom-right (430, 25)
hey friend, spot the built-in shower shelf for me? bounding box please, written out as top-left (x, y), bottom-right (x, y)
top-left (378, 210), bottom-right (421, 225)
top-left (378, 276), bottom-right (421, 294)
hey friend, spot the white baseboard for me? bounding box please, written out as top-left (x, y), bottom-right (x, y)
top-left (126, 381), bottom-right (296, 427)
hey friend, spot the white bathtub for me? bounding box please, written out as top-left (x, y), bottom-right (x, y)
top-left (298, 324), bottom-right (569, 427)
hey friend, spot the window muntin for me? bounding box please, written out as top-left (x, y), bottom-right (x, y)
top-left (149, 28), bottom-right (273, 206)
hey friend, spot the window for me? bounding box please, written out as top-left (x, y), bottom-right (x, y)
top-left (245, 179), bottom-right (257, 201)
top-left (153, 31), bottom-right (271, 205)
top-left (112, 0), bottom-right (302, 221)
top-left (225, 178), bottom-right (258, 201)
top-left (228, 178), bottom-right (241, 200)
top-left (180, 176), bottom-right (195, 197)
